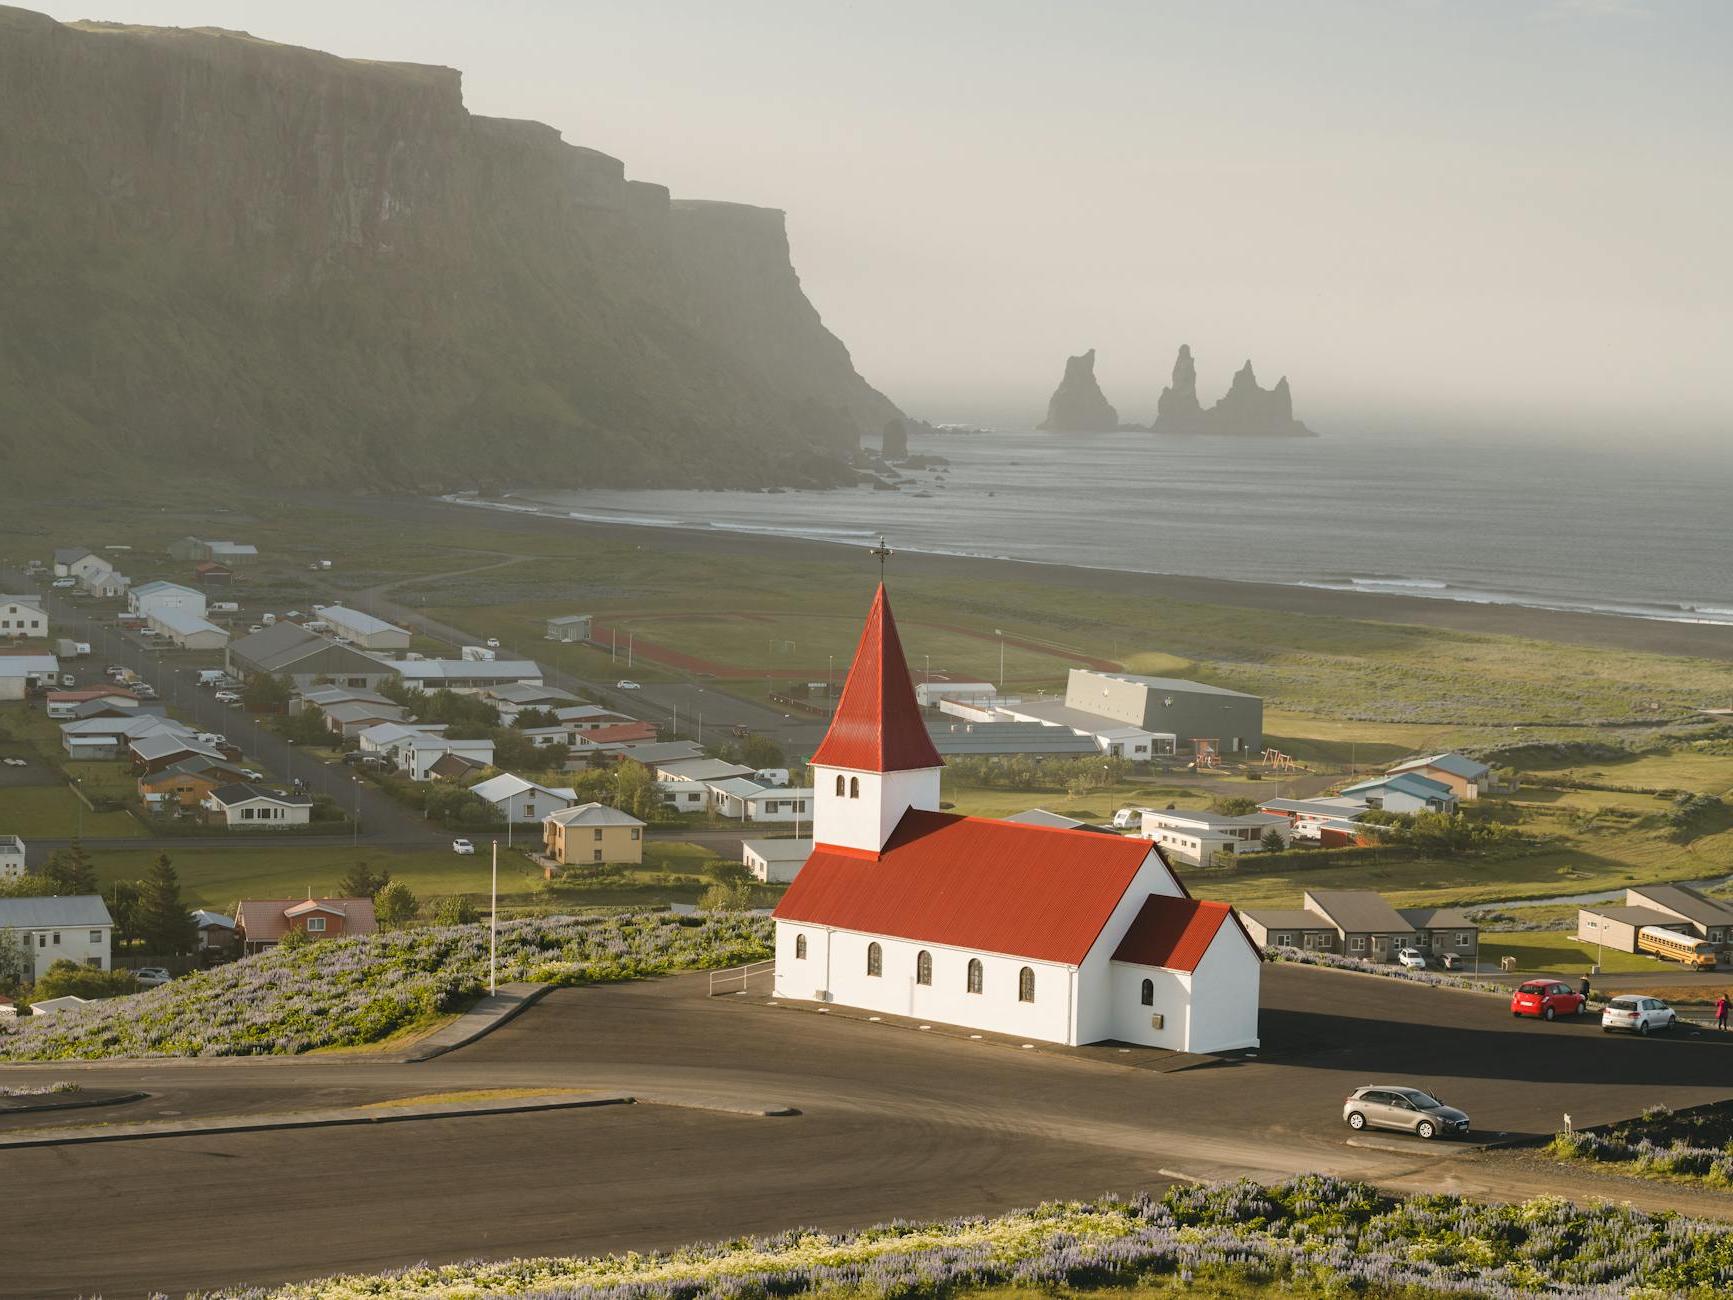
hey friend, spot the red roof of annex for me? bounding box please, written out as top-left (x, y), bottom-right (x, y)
top-left (809, 584), bottom-right (943, 774)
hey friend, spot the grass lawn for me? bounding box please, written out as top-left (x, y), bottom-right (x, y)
top-left (1520, 748), bottom-right (1733, 796)
top-left (1480, 931), bottom-right (1662, 976)
top-left (0, 785), bottom-right (139, 838)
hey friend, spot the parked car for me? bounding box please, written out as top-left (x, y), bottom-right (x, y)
top-left (1437, 952), bottom-right (1462, 970)
top-left (51, 577), bottom-right (76, 589)
top-left (1396, 947), bottom-right (1427, 970)
top-left (240, 768), bottom-right (265, 781)
top-left (1511, 980), bottom-right (1586, 1021)
top-left (213, 690), bottom-right (240, 702)
top-left (1, 758), bottom-right (26, 768)
top-left (134, 967), bottom-right (172, 989)
top-left (1342, 1085), bottom-right (1470, 1140)
top-left (132, 683), bottom-right (157, 699)
top-left (1602, 995), bottom-right (1677, 1035)
top-left (616, 679), bottom-right (641, 690)
top-left (104, 664), bottom-right (126, 677)
top-left (452, 839), bottom-right (476, 855)
top-left (247, 623), bottom-right (265, 633)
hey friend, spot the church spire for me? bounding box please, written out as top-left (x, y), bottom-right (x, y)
top-left (811, 583), bottom-right (943, 774)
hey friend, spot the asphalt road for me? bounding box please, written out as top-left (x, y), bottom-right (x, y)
top-left (5, 963), bottom-right (1733, 1298)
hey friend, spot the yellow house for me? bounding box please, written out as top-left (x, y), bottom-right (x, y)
top-left (543, 803), bottom-right (646, 866)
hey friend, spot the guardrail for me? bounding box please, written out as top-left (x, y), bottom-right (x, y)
top-left (709, 959), bottom-right (775, 997)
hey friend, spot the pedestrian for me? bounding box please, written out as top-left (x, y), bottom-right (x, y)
top-left (1716, 993), bottom-right (1729, 1032)
top-left (1579, 974), bottom-right (1591, 1004)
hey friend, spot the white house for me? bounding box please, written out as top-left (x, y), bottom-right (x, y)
top-left (468, 772), bottom-right (579, 823)
top-left (1339, 772), bottom-right (1459, 816)
top-left (399, 734), bottom-right (496, 781)
top-left (772, 585), bottom-right (1261, 1054)
top-left (0, 834), bottom-right (24, 880)
top-left (0, 895), bottom-right (114, 980)
top-left (202, 783), bottom-right (314, 828)
top-left (130, 580), bottom-right (207, 620)
top-left (147, 606), bottom-right (229, 650)
top-left (0, 653), bottom-right (60, 701)
top-left (1138, 808), bottom-right (1290, 868)
top-left (0, 596), bottom-right (48, 639)
top-left (744, 837), bottom-right (814, 884)
top-left (656, 777), bottom-right (711, 812)
top-left (707, 778), bottom-right (814, 823)
top-left (318, 606), bottom-right (412, 652)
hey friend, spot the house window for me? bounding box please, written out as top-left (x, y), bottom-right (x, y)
top-left (1140, 978), bottom-right (1154, 1006)
top-left (305, 917), bottom-right (326, 932)
top-left (630, 828), bottom-right (641, 841)
top-left (866, 942), bottom-right (883, 977)
top-left (795, 934), bottom-right (807, 960)
top-left (37, 934), bottom-right (45, 948)
top-left (966, 958), bottom-right (983, 994)
top-left (1018, 967), bottom-right (1035, 1003)
top-left (89, 930), bottom-right (101, 944)
top-left (835, 775), bottom-right (845, 796)
top-left (1274, 933), bottom-right (1293, 947)
top-left (1456, 932), bottom-right (1472, 948)
top-left (85, 957), bottom-right (102, 968)
top-left (593, 828), bottom-right (603, 841)
top-left (915, 950), bottom-right (932, 985)
top-left (592, 850), bottom-right (602, 863)
top-left (524, 804), bottom-right (536, 818)
top-left (1349, 936), bottom-right (1366, 952)
top-left (51, 932), bottom-right (60, 945)
top-left (849, 777), bottom-right (860, 799)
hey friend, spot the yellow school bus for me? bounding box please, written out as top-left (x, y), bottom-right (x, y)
top-left (1638, 926), bottom-right (1718, 970)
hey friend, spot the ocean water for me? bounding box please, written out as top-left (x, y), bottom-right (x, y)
top-left (510, 427), bottom-right (1733, 626)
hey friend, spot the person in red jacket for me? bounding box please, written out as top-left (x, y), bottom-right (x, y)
top-left (1715, 993), bottom-right (1729, 1031)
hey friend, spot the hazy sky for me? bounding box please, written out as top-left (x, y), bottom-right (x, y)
top-left (36, 0), bottom-right (1733, 436)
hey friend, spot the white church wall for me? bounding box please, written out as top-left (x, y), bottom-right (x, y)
top-left (811, 765), bottom-right (942, 852)
top-left (1072, 849), bottom-right (1187, 1044)
top-left (775, 921), bottom-right (1075, 1043)
top-left (1108, 964), bottom-right (1192, 1050)
top-left (1181, 925), bottom-right (1262, 1052)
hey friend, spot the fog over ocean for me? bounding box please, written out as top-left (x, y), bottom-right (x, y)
top-left (519, 428), bottom-right (1733, 627)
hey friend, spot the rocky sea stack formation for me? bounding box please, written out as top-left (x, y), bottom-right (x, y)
top-left (1152, 345), bottom-right (1313, 437)
top-left (0, 6), bottom-right (900, 490)
top-left (1038, 349), bottom-right (1120, 432)
top-left (880, 417), bottom-right (909, 459)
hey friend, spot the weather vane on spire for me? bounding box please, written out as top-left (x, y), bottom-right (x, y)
top-left (868, 534), bottom-right (894, 581)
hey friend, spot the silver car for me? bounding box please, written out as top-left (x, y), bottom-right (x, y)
top-left (1343, 1085), bottom-right (1470, 1140)
top-left (1602, 995), bottom-right (1677, 1035)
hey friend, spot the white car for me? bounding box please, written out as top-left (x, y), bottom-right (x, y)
top-left (213, 690), bottom-right (240, 702)
top-left (485, 637), bottom-right (501, 649)
top-left (240, 769), bottom-right (265, 781)
top-left (1395, 948), bottom-right (1427, 970)
top-left (134, 967), bottom-right (172, 989)
top-left (452, 839), bottom-right (476, 855)
top-left (247, 624), bottom-right (264, 633)
top-left (1602, 995), bottom-right (1677, 1035)
top-left (2, 757), bottom-right (25, 767)
top-left (616, 679), bottom-right (641, 690)
top-left (51, 577), bottom-right (76, 589)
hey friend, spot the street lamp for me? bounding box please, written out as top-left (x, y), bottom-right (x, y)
top-left (995, 630), bottom-right (1005, 688)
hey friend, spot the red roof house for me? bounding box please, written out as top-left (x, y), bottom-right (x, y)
top-left (234, 897), bottom-right (377, 953)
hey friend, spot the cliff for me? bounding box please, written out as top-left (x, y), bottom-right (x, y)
top-left (1037, 349), bottom-right (1119, 432)
top-left (0, 7), bottom-right (900, 490)
top-left (1151, 345), bottom-right (1313, 437)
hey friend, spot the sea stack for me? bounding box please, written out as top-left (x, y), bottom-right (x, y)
top-left (1151, 345), bottom-right (1313, 437)
top-left (1038, 349), bottom-right (1119, 432)
top-left (881, 416), bottom-right (909, 459)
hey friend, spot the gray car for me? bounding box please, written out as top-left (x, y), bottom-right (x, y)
top-left (1343, 1085), bottom-right (1470, 1140)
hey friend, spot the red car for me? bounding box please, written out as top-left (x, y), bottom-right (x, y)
top-left (1511, 980), bottom-right (1586, 1021)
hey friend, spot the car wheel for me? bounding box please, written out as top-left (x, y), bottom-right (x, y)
top-left (1638, 1019), bottom-right (1650, 1036)
top-left (1543, 1006), bottom-right (1555, 1021)
top-left (1347, 1111), bottom-right (1366, 1130)
top-left (1512, 1010), bottom-right (1522, 1018)
top-left (1417, 1120), bottom-right (1437, 1140)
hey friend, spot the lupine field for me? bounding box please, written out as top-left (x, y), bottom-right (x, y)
top-left (187, 1176), bottom-right (1733, 1299)
top-left (0, 912), bottom-right (772, 1061)
top-left (1550, 1104), bottom-right (1733, 1188)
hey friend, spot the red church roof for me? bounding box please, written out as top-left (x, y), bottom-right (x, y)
top-left (810, 584), bottom-right (943, 774)
top-left (1111, 896), bottom-right (1259, 973)
top-left (774, 808), bottom-right (1165, 964)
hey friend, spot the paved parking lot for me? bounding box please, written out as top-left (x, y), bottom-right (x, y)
top-left (5, 962), bottom-right (1732, 1298)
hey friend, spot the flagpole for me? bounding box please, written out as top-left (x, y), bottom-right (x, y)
top-left (489, 839), bottom-right (498, 996)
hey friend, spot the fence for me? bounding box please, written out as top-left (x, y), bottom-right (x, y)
top-left (708, 959), bottom-right (775, 996)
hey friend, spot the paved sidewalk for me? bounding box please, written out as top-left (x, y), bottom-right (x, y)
top-left (401, 982), bottom-right (552, 1061)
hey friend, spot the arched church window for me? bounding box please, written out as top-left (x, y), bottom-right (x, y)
top-left (835, 774), bottom-right (845, 796)
top-left (1018, 967), bottom-right (1035, 1003)
top-left (966, 958), bottom-right (984, 994)
top-left (1140, 978), bottom-right (1154, 1006)
top-left (915, 950), bottom-right (932, 985)
top-left (866, 942), bottom-right (883, 977)
top-left (795, 934), bottom-right (807, 960)
top-left (849, 777), bottom-right (860, 799)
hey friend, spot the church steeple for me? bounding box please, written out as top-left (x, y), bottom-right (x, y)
top-left (811, 584), bottom-right (944, 773)
top-left (811, 583), bottom-right (943, 853)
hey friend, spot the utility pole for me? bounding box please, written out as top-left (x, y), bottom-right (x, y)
top-left (489, 840), bottom-right (498, 996)
top-left (996, 630), bottom-right (1005, 687)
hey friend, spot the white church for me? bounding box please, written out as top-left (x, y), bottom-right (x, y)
top-left (773, 584), bottom-right (1262, 1054)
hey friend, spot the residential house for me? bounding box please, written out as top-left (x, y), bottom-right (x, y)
top-left (130, 733), bottom-right (229, 774)
top-left (317, 606), bottom-right (412, 652)
top-left (193, 561), bottom-right (233, 587)
top-left (1576, 905), bottom-right (1693, 954)
top-left (468, 773), bottom-right (580, 823)
top-left (318, 699), bottom-right (411, 739)
top-left (1297, 889), bottom-right (1416, 963)
top-left (0, 595), bottom-right (48, 640)
top-left (227, 623), bottom-right (396, 692)
top-left (138, 757), bottom-right (252, 810)
top-left (0, 653), bottom-right (59, 701)
top-left (0, 895), bottom-right (114, 979)
top-left (1624, 884), bottom-right (1733, 948)
top-left (298, 685), bottom-right (398, 711)
top-left (147, 606), bottom-right (229, 651)
top-left (552, 704), bottom-right (635, 730)
top-left (1386, 752), bottom-right (1493, 801)
top-left (1338, 772), bottom-right (1458, 816)
top-left (191, 910), bottom-right (237, 951)
top-left (130, 580), bottom-right (207, 620)
top-left (169, 538), bottom-right (258, 565)
top-left (1258, 796), bottom-right (1373, 844)
top-left (541, 804), bottom-right (645, 865)
top-left (1237, 908), bottom-right (1341, 952)
top-left (653, 758), bottom-right (756, 784)
top-left (55, 548), bottom-right (126, 596)
top-left (234, 897), bottom-right (376, 953)
top-left (1244, 891), bottom-right (1471, 964)
top-left (612, 740), bottom-right (704, 768)
top-left (355, 721), bottom-right (446, 762)
top-left (60, 714), bottom-right (193, 760)
top-left (1137, 808), bottom-right (1289, 867)
top-left (544, 614), bottom-right (593, 642)
top-left (743, 838), bottom-right (814, 883)
top-left (46, 687), bottom-right (140, 720)
top-left (707, 778), bottom-right (814, 823)
top-left (202, 784), bottom-right (314, 829)
top-left (0, 834), bottom-right (24, 880)
top-left (482, 683), bottom-right (583, 723)
top-left (29, 995), bottom-right (90, 1016)
top-left (427, 752), bottom-right (488, 782)
top-left (399, 734), bottom-right (496, 782)
top-left (52, 547), bottom-right (95, 578)
top-left (1395, 906), bottom-right (1481, 963)
top-left (656, 777), bottom-right (711, 812)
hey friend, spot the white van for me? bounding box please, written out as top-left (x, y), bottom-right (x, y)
top-left (196, 669), bottom-right (228, 687)
top-left (260, 613), bottom-right (276, 626)
top-left (209, 601), bottom-right (239, 614)
top-left (1112, 807), bottom-right (1148, 830)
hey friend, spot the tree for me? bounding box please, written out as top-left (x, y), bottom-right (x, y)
top-left (281, 703), bottom-right (329, 746)
top-left (136, 854), bottom-right (196, 957)
top-left (375, 880), bottom-right (420, 929)
top-left (432, 895), bottom-right (479, 927)
top-left (242, 672), bottom-right (292, 713)
top-left (699, 882), bottom-right (755, 912)
top-left (514, 707), bottom-right (559, 731)
top-left (41, 842), bottom-right (98, 895)
top-left (0, 929), bottom-right (32, 995)
top-left (707, 861), bottom-right (753, 888)
top-left (1215, 796), bottom-right (1260, 816)
top-left (740, 734), bottom-right (785, 770)
top-left (32, 959), bottom-right (138, 1001)
top-left (1260, 828), bottom-right (1286, 853)
top-left (337, 861), bottom-right (393, 899)
top-left (490, 726), bottom-right (543, 772)
top-left (105, 879), bottom-right (142, 948)
top-left (614, 761), bottom-right (667, 823)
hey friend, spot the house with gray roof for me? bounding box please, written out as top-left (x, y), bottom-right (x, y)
top-left (927, 720), bottom-right (1101, 757)
top-left (0, 894), bottom-right (114, 979)
top-left (202, 784), bottom-right (313, 828)
top-left (1340, 771), bottom-right (1459, 815)
top-left (1624, 884), bottom-right (1733, 946)
top-left (317, 606), bottom-right (412, 652)
top-left (227, 623), bottom-right (395, 691)
top-left (1576, 904), bottom-right (1695, 955)
top-left (1386, 752), bottom-right (1494, 800)
top-left (1241, 890), bottom-right (1479, 965)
